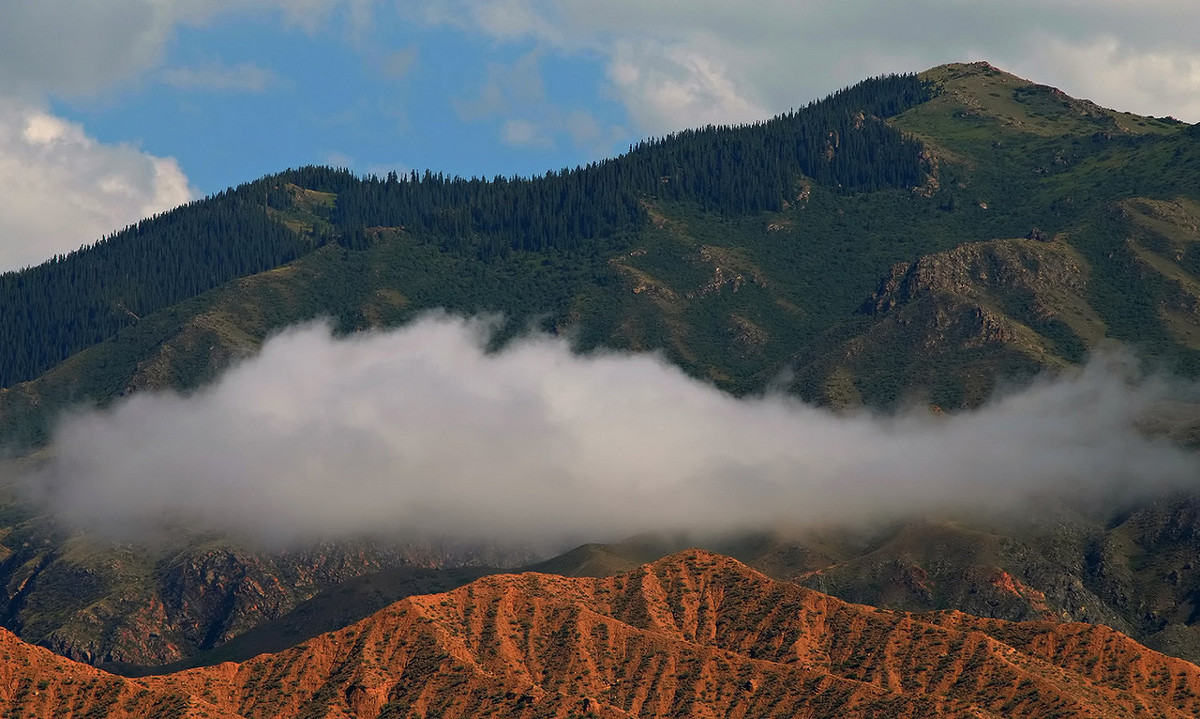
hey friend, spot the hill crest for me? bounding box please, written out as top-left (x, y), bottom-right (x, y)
top-left (75, 550), bottom-right (1200, 718)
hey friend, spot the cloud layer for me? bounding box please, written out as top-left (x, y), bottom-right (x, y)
top-left (0, 0), bottom-right (371, 97)
top-left (29, 315), bottom-right (1199, 545)
top-left (160, 62), bottom-right (280, 93)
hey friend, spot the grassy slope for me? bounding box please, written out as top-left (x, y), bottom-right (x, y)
top-left (784, 62), bottom-right (1200, 407)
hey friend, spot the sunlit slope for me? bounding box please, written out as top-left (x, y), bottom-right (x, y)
top-left (534, 495), bottom-right (1200, 667)
top-left (4, 551), bottom-right (1199, 718)
top-left (72, 552), bottom-right (1200, 718)
top-left (0, 626), bottom-right (236, 719)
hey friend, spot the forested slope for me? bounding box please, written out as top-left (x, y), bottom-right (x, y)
top-left (5, 65), bottom-right (1200, 446)
top-left (0, 182), bottom-right (316, 388)
top-left (0, 74), bottom-right (931, 393)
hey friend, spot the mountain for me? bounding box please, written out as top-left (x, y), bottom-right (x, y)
top-left (0, 480), bottom-right (520, 668)
top-left (509, 494), bottom-right (1200, 667)
top-left (0, 60), bottom-right (1199, 675)
top-left (4, 550), bottom-right (1200, 718)
top-left (4, 63), bottom-right (1200, 446)
top-left (0, 627), bottom-right (234, 719)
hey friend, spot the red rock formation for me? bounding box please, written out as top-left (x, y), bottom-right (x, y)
top-left (6, 550), bottom-right (1200, 718)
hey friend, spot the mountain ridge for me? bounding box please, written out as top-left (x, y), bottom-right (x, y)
top-left (6, 550), bottom-right (1200, 718)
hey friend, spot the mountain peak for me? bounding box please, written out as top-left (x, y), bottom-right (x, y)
top-left (927, 60), bottom-right (1020, 82)
top-left (908, 60), bottom-right (1179, 139)
top-left (645, 546), bottom-right (753, 572)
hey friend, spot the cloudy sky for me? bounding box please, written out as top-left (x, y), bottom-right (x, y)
top-left (3, 0), bottom-right (1200, 271)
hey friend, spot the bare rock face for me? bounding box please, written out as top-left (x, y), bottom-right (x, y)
top-left (790, 236), bottom-right (1099, 408)
top-left (861, 237), bottom-right (1088, 318)
top-left (158, 549), bottom-right (295, 653)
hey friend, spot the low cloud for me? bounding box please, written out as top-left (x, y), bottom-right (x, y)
top-left (1026, 36), bottom-right (1200, 122)
top-left (454, 50), bottom-right (624, 155)
top-left (455, 50), bottom-right (546, 121)
top-left (25, 314), bottom-right (1200, 546)
top-left (378, 47), bottom-right (419, 80)
top-left (501, 118), bottom-right (551, 148)
top-left (608, 39), bottom-right (769, 133)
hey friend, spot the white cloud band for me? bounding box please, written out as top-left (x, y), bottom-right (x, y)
top-left (27, 315), bottom-right (1199, 545)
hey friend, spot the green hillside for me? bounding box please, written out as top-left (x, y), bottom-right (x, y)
top-left (5, 64), bottom-right (1200, 447)
top-left (0, 74), bottom-right (929, 389)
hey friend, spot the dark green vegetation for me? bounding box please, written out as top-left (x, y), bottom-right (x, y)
top-left (0, 183), bottom-right (316, 389)
top-left (332, 72), bottom-right (927, 257)
top-left (1, 62), bottom-right (1200, 672)
top-left (4, 65), bottom-right (1200, 447)
top-left (0, 73), bottom-right (928, 391)
top-left (4, 64), bottom-right (1200, 452)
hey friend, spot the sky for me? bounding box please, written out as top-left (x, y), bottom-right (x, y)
top-left (3, 1), bottom-right (1200, 271)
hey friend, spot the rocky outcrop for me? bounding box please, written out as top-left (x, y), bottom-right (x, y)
top-left (789, 236), bottom-right (1101, 408)
top-left (0, 521), bottom-right (527, 668)
top-left (861, 237), bottom-right (1088, 318)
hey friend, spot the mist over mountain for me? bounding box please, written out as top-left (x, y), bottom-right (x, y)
top-left (23, 313), bottom-right (1198, 546)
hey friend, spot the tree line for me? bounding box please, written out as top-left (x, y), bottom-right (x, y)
top-left (330, 73), bottom-right (931, 258)
top-left (0, 183), bottom-right (311, 388)
top-left (0, 73), bottom-right (931, 388)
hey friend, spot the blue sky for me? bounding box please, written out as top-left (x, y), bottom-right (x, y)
top-left (3, 0), bottom-right (1200, 271)
top-left (52, 7), bottom-right (630, 194)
